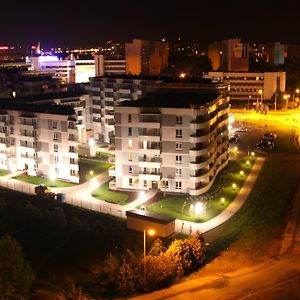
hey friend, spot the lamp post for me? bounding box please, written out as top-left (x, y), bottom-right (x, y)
top-left (258, 89), bottom-right (263, 104)
top-left (143, 229), bottom-right (155, 284)
top-left (284, 94), bottom-right (290, 113)
top-left (248, 95), bottom-right (251, 110)
top-left (292, 88), bottom-right (299, 106)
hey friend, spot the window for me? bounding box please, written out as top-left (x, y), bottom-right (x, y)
top-left (54, 156), bottom-right (59, 163)
top-left (176, 142), bottom-right (182, 151)
top-left (128, 153), bottom-right (132, 161)
top-left (53, 121), bottom-right (57, 129)
top-left (69, 146), bottom-right (75, 153)
top-left (129, 166), bottom-right (133, 174)
top-left (70, 158), bottom-right (75, 164)
top-left (176, 129), bottom-right (182, 138)
top-left (70, 169), bottom-right (76, 176)
top-left (54, 144), bottom-right (58, 152)
top-left (165, 180), bottom-right (169, 188)
top-left (128, 139), bottom-right (132, 149)
top-left (129, 178), bottom-right (133, 186)
top-left (176, 155), bottom-right (182, 164)
top-left (10, 127), bottom-right (14, 134)
top-left (128, 114), bottom-right (132, 123)
top-left (128, 127), bottom-right (132, 136)
top-left (144, 180), bottom-right (147, 188)
top-left (176, 168), bottom-right (182, 177)
top-left (176, 181), bottom-right (182, 190)
top-left (176, 116), bottom-right (182, 124)
top-left (55, 167), bottom-right (59, 175)
top-left (53, 132), bottom-right (58, 141)
top-left (34, 164), bottom-right (38, 171)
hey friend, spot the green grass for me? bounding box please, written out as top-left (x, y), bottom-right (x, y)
top-left (79, 158), bottom-right (111, 182)
top-left (148, 157), bottom-right (256, 222)
top-left (204, 157), bottom-right (300, 259)
top-left (96, 151), bottom-right (114, 158)
top-left (92, 181), bottom-right (129, 205)
top-left (0, 169), bottom-right (9, 176)
top-left (13, 174), bottom-right (74, 187)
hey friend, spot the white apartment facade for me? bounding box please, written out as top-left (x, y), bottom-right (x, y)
top-left (113, 82), bottom-right (229, 196)
top-left (204, 71), bottom-right (286, 103)
top-left (0, 105), bottom-right (79, 183)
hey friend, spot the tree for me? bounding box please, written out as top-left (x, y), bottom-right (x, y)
top-left (166, 231), bottom-right (206, 276)
top-left (0, 234), bottom-right (35, 299)
top-left (148, 238), bottom-right (166, 256)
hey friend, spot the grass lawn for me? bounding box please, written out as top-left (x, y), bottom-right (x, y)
top-left (92, 181), bottom-right (129, 205)
top-left (148, 157), bottom-right (256, 222)
top-left (13, 174), bottom-right (74, 187)
top-left (0, 169), bottom-right (9, 176)
top-left (95, 151), bottom-right (114, 158)
top-left (79, 158), bottom-right (111, 182)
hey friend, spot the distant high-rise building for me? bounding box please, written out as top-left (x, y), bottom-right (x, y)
top-left (221, 38), bottom-right (249, 72)
top-left (208, 41), bottom-right (222, 71)
top-left (125, 39), bottom-right (169, 75)
top-left (272, 42), bottom-right (285, 65)
top-left (94, 55), bottom-right (126, 77)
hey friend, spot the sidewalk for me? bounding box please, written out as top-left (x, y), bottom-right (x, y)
top-left (175, 157), bottom-right (265, 235)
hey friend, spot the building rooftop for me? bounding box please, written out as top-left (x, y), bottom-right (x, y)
top-left (0, 101), bottom-right (75, 116)
top-left (126, 209), bottom-right (175, 225)
top-left (118, 92), bottom-right (221, 108)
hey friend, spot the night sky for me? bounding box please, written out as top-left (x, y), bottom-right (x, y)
top-left (1, 0), bottom-right (299, 48)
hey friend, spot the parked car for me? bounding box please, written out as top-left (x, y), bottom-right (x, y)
top-left (263, 132), bottom-right (277, 141)
top-left (256, 138), bottom-right (274, 150)
top-left (229, 136), bottom-right (239, 143)
top-left (34, 184), bottom-right (51, 195)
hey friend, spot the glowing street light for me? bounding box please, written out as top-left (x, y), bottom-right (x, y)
top-left (258, 89), bottom-right (263, 104)
top-left (234, 146), bottom-right (238, 152)
top-left (220, 197), bottom-right (225, 205)
top-left (284, 94), bottom-right (290, 112)
top-left (240, 170), bottom-right (244, 177)
top-left (246, 160), bottom-right (250, 166)
top-left (49, 172), bottom-right (56, 182)
top-left (179, 72), bottom-right (187, 79)
top-left (194, 202), bottom-right (204, 215)
top-left (89, 170), bottom-right (94, 176)
top-left (232, 183), bottom-right (237, 191)
top-left (251, 152), bottom-right (255, 156)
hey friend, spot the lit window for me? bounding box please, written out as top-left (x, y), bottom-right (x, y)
top-left (144, 180), bottom-right (147, 188)
top-left (128, 153), bottom-right (132, 161)
top-left (128, 139), bottom-right (132, 149)
top-left (53, 132), bottom-right (58, 141)
top-left (176, 129), bottom-right (182, 138)
top-left (176, 168), bottom-right (182, 177)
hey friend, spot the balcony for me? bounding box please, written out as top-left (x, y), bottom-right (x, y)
top-left (108, 166), bottom-right (115, 176)
top-left (139, 156), bottom-right (161, 168)
top-left (139, 171), bottom-right (161, 181)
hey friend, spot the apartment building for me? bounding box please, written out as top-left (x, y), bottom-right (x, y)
top-left (89, 76), bottom-right (160, 144)
top-left (0, 103), bottom-right (79, 183)
top-left (203, 71), bottom-right (286, 103)
top-left (94, 55), bottom-right (126, 76)
top-left (113, 81), bottom-right (229, 196)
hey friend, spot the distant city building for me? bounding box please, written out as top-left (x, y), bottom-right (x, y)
top-left (0, 103), bottom-right (79, 183)
top-left (94, 55), bottom-right (126, 76)
top-left (203, 71), bottom-right (286, 103)
top-left (272, 42), bottom-right (285, 65)
top-left (221, 38), bottom-right (249, 72)
top-left (112, 80), bottom-right (229, 196)
top-left (208, 41), bottom-right (222, 71)
top-left (125, 39), bottom-right (169, 75)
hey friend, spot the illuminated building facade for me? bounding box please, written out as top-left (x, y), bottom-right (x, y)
top-left (203, 71), bottom-right (286, 102)
top-left (0, 103), bottom-right (79, 183)
top-left (125, 39), bottom-right (169, 75)
top-left (112, 81), bottom-right (229, 196)
top-left (89, 76), bottom-right (155, 143)
top-left (94, 55), bottom-right (126, 76)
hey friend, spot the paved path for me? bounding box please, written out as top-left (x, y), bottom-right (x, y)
top-left (175, 157), bottom-right (265, 235)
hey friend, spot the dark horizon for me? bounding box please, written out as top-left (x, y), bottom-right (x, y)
top-left (1, 0), bottom-right (300, 48)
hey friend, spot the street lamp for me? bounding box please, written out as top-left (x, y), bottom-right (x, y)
top-left (220, 197), bottom-right (225, 205)
top-left (232, 183), bottom-right (237, 191)
top-left (248, 95), bottom-right (252, 110)
top-left (258, 89), bottom-right (263, 104)
top-left (144, 229), bottom-right (155, 283)
top-left (240, 170), bottom-right (244, 177)
top-left (284, 94), bottom-right (290, 113)
top-left (292, 89), bottom-right (299, 107)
